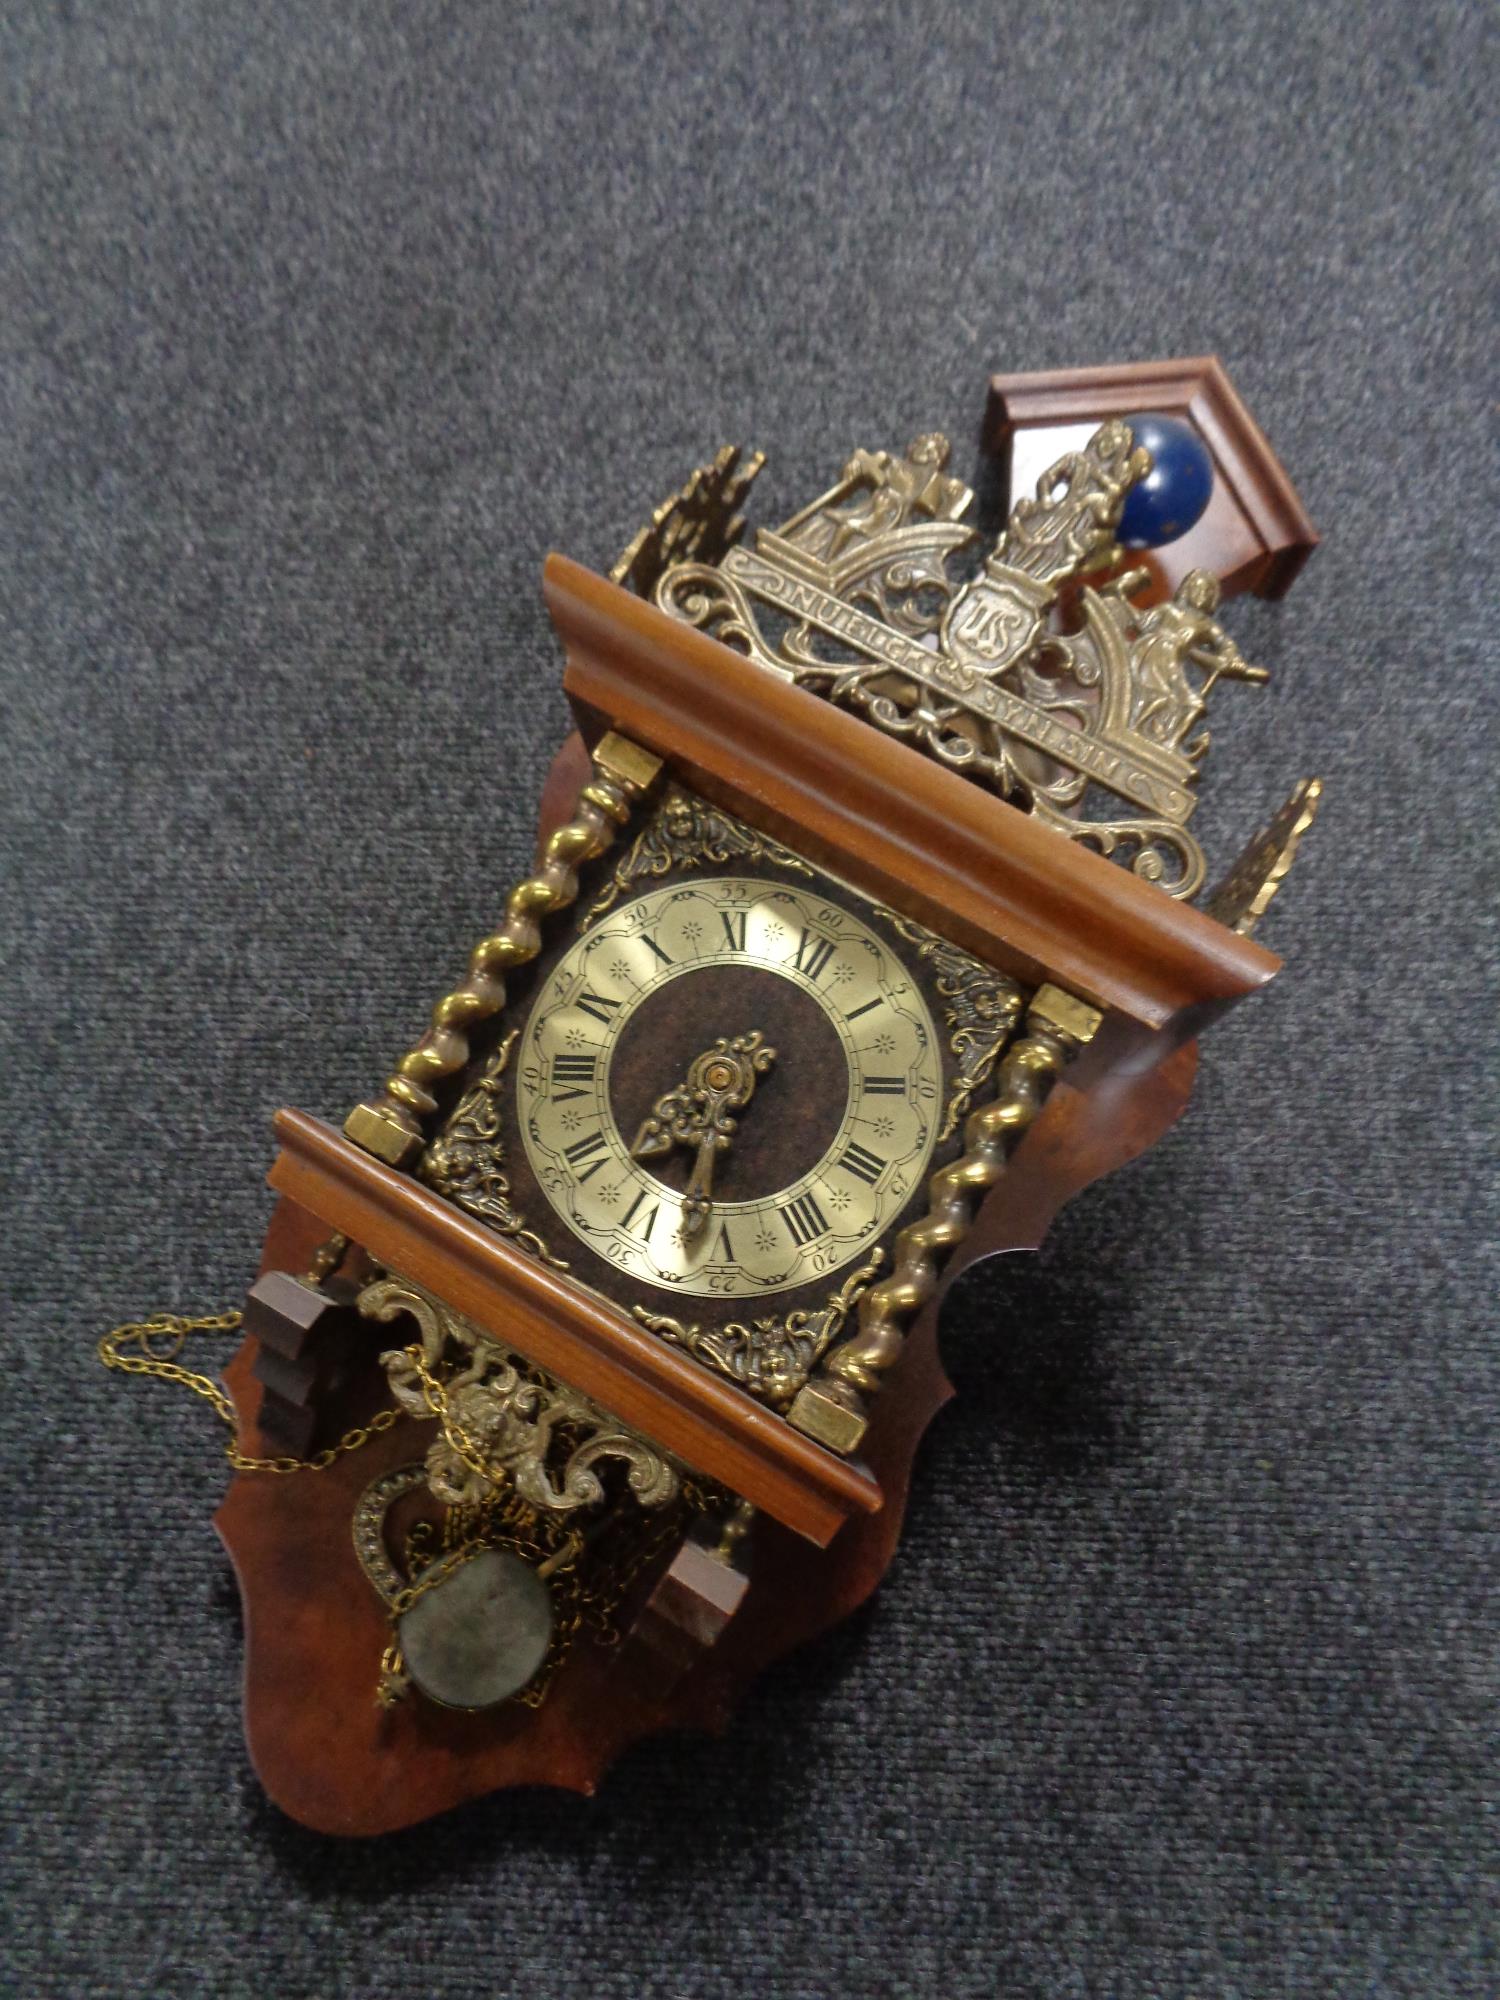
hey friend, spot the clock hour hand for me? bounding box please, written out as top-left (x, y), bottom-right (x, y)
top-left (629, 1031), bottom-right (777, 1241)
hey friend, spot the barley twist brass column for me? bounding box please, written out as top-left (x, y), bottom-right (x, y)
top-left (787, 982), bottom-right (1102, 1455)
top-left (343, 733), bottom-right (664, 1169)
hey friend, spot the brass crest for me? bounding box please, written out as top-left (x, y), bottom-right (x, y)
top-left (653, 424), bottom-right (1278, 900)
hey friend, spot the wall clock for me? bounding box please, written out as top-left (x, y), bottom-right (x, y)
top-left (102, 357), bottom-right (1322, 1833)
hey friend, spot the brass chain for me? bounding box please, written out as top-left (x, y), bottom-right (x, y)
top-left (100, 1299), bottom-right (728, 1721)
top-left (388, 1531), bottom-right (500, 1617)
top-left (572, 1504), bottom-right (693, 1647)
top-left (103, 1303), bottom-right (726, 1708)
top-left (97, 1311), bottom-right (399, 1474)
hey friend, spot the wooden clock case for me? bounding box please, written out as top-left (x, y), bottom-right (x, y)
top-left (216, 365), bottom-right (1307, 1835)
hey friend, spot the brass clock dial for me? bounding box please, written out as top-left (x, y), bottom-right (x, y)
top-left (417, 790), bottom-right (1028, 1411)
top-left (515, 878), bottom-right (943, 1297)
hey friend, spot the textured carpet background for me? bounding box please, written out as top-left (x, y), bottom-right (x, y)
top-left (3, 3), bottom-right (1496, 1995)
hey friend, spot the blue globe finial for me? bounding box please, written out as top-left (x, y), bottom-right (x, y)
top-left (1117, 413), bottom-right (1214, 550)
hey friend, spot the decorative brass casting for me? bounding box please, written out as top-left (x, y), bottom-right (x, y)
top-left (343, 731), bottom-right (665, 1168)
top-left (875, 909), bottom-right (1027, 1140)
top-left (655, 432), bottom-right (975, 668)
top-left (360, 1273), bottom-right (681, 1514)
top-left (611, 443), bottom-right (765, 600)
top-left (654, 427), bottom-right (1287, 901)
top-left (580, 786), bottom-right (814, 931)
top-left (789, 982), bottom-right (1103, 1454)
top-left (941, 418), bottom-right (1145, 673)
top-left (630, 1031), bottom-right (778, 1241)
top-left (633, 1249), bottom-right (885, 1410)
top-left (1204, 776), bottom-right (1324, 937)
top-left (419, 1029), bottom-right (568, 1269)
top-left (353, 1463), bottom-right (430, 1604)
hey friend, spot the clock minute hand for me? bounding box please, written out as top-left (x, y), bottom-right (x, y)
top-left (629, 1030), bottom-right (777, 1242)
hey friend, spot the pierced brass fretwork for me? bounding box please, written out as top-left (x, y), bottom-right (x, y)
top-left (655, 424), bottom-right (1300, 902)
top-left (361, 1273), bottom-right (682, 1515)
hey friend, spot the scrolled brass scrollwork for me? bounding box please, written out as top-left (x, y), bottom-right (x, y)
top-left (360, 1274), bottom-right (682, 1515)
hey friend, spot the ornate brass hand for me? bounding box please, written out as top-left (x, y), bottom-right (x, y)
top-left (629, 1032), bottom-right (777, 1241)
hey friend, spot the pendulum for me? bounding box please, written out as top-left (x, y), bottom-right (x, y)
top-left (398, 1547), bottom-right (556, 1711)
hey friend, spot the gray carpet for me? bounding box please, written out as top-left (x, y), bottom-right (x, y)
top-left (3, 3), bottom-right (1496, 1995)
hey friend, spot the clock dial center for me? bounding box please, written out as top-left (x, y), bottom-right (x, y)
top-left (627, 1028), bottom-right (778, 1241)
top-left (611, 966), bottom-right (847, 1209)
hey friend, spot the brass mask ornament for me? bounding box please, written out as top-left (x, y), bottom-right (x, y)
top-left (99, 360), bottom-right (1323, 1835)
